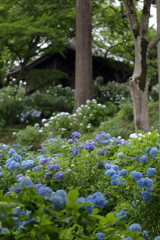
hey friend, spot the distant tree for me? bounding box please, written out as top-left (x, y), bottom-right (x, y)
top-left (0, 0), bottom-right (75, 87)
top-left (123, 0), bottom-right (160, 133)
top-left (74, 0), bottom-right (93, 109)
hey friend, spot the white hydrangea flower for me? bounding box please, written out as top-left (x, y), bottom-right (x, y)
top-left (129, 133), bottom-right (138, 139)
top-left (44, 123), bottom-right (49, 127)
top-left (41, 118), bottom-right (47, 122)
top-left (39, 129), bottom-right (43, 133)
top-left (34, 123), bottom-right (39, 127)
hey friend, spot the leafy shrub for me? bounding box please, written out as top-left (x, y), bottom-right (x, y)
top-left (0, 85), bottom-right (26, 126)
top-left (93, 77), bottom-right (131, 107)
top-left (16, 126), bottom-right (48, 149)
top-left (24, 85), bottom-right (74, 118)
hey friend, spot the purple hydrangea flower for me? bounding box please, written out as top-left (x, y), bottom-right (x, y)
top-left (14, 187), bottom-right (21, 194)
top-left (72, 148), bottom-right (79, 156)
top-left (45, 172), bottom-right (51, 178)
top-left (40, 158), bottom-right (48, 164)
top-left (47, 164), bottom-right (60, 171)
top-left (34, 184), bottom-right (43, 189)
top-left (98, 150), bottom-right (105, 156)
top-left (85, 143), bottom-right (94, 151)
top-left (71, 131), bottom-right (81, 139)
top-left (68, 139), bottom-right (74, 144)
top-left (55, 171), bottom-right (64, 180)
top-left (16, 174), bottom-right (24, 180)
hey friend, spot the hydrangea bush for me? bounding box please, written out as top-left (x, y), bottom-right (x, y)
top-left (0, 130), bottom-right (160, 239)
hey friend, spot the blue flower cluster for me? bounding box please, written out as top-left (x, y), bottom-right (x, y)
top-left (71, 131), bottom-right (81, 139)
top-left (49, 189), bottom-right (67, 211)
top-left (116, 210), bottom-right (128, 221)
top-left (20, 109), bottom-right (41, 123)
top-left (105, 163), bottom-right (126, 186)
top-left (77, 192), bottom-right (106, 214)
top-left (96, 232), bottom-right (105, 240)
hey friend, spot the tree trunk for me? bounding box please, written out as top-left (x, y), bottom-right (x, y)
top-left (74, 0), bottom-right (93, 110)
top-left (130, 36), bottom-right (150, 133)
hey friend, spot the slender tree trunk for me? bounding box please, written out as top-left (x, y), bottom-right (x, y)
top-left (130, 36), bottom-right (150, 132)
top-left (75, 0), bottom-right (93, 110)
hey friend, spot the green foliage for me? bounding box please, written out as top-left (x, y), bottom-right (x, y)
top-left (93, 78), bottom-right (131, 107)
top-left (16, 125), bottom-right (48, 148)
top-left (0, 85), bottom-right (25, 126)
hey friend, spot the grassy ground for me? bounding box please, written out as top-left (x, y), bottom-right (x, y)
top-left (0, 101), bottom-right (159, 145)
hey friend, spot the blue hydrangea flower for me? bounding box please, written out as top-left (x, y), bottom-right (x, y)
top-left (7, 161), bottom-right (20, 170)
top-left (111, 175), bottom-right (119, 186)
top-left (105, 169), bottom-right (117, 177)
top-left (38, 186), bottom-right (53, 196)
top-left (21, 160), bottom-right (35, 170)
top-left (76, 197), bottom-right (94, 214)
top-left (111, 165), bottom-right (119, 172)
top-left (105, 163), bottom-right (111, 170)
top-left (0, 172), bottom-right (2, 177)
top-left (1, 228), bottom-right (9, 234)
top-left (141, 191), bottom-right (152, 202)
top-left (71, 131), bottom-right (81, 139)
top-left (50, 194), bottom-right (66, 211)
top-left (116, 210), bottom-right (128, 221)
top-left (68, 139), bottom-right (74, 144)
top-left (0, 166), bottom-right (2, 171)
top-left (105, 146), bottom-right (110, 151)
top-left (142, 230), bottom-right (150, 239)
top-left (47, 164), bottom-right (60, 171)
top-left (139, 155), bottom-right (148, 164)
top-left (154, 237), bottom-right (160, 240)
top-left (12, 153), bottom-right (22, 162)
top-left (149, 147), bottom-right (158, 157)
top-left (86, 192), bottom-right (106, 208)
top-left (72, 148), bottom-right (79, 156)
top-left (85, 143), bottom-right (94, 151)
top-left (96, 232), bottom-right (105, 240)
top-left (18, 177), bottom-right (33, 189)
top-left (119, 169), bottom-right (127, 177)
top-left (130, 171), bottom-right (143, 181)
top-left (8, 148), bottom-right (16, 156)
top-left (129, 223), bottom-right (142, 232)
top-left (55, 171), bottom-right (64, 180)
top-left (147, 168), bottom-right (156, 176)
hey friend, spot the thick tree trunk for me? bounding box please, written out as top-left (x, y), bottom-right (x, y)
top-left (74, 0), bottom-right (93, 110)
top-left (130, 36), bottom-right (150, 133)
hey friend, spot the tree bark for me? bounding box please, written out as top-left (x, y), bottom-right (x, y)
top-left (123, 0), bottom-right (157, 133)
top-left (75, 0), bottom-right (93, 110)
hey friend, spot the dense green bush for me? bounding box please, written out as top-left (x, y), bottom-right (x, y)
top-left (93, 77), bottom-right (131, 107)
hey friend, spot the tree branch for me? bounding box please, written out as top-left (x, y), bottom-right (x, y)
top-left (140, 0), bottom-right (151, 37)
top-left (123, 0), bottom-right (140, 39)
top-left (148, 33), bottom-right (160, 52)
